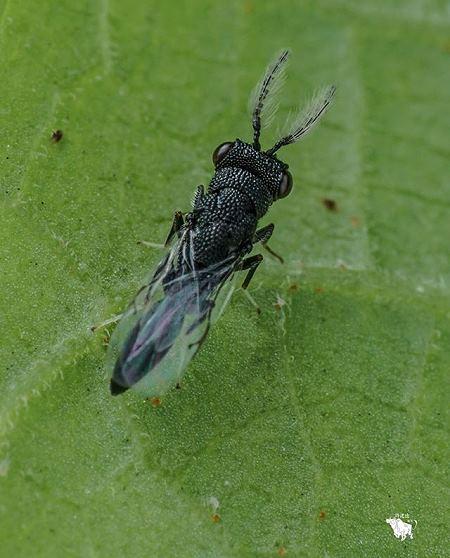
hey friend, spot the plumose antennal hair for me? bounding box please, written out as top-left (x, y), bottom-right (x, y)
top-left (249, 49), bottom-right (290, 151)
top-left (266, 85), bottom-right (336, 155)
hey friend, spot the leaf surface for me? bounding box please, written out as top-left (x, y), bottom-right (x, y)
top-left (0, 1), bottom-right (448, 556)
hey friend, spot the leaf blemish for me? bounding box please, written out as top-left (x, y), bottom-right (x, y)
top-left (145, 397), bottom-right (162, 407)
top-left (322, 198), bottom-right (337, 211)
top-left (288, 283), bottom-right (299, 293)
top-left (51, 129), bottom-right (63, 143)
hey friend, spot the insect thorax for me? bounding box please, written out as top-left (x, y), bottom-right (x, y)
top-left (209, 139), bottom-right (287, 219)
top-left (190, 140), bottom-right (287, 267)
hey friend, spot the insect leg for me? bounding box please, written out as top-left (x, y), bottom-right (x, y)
top-left (192, 185), bottom-right (205, 210)
top-left (90, 312), bottom-right (123, 332)
top-left (187, 300), bottom-right (213, 347)
top-left (254, 223), bottom-right (274, 244)
top-left (242, 288), bottom-right (261, 314)
top-left (254, 223), bottom-right (284, 264)
top-left (188, 267), bottom-right (235, 349)
top-left (138, 211), bottom-right (185, 249)
top-left (188, 277), bottom-right (231, 350)
top-left (136, 240), bottom-right (165, 249)
top-left (164, 211), bottom-right (185, 247)
top-left (240, 254), bottom-right (263, 289)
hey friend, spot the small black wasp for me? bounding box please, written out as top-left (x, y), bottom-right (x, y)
top-left (106, 49), bottom-right (335, 396)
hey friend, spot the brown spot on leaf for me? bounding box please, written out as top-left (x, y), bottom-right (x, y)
top-left (146, 397), bottom-right (161, 407)
top-left (441, 40), bottom-right (450, 53)
top-left (277, 546), bottom-right (287, 557)
top-left (322, 198), bottom-right (337, 211)
top-left (243, 0), bottom-right (253, 14)
top-left (211, 513), bottom-right (221, 523)
top-left (51, 129), bottom-right (63, 143)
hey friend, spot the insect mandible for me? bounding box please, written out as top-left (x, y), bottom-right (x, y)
top-left (106, 49), bottom-right (336, 396)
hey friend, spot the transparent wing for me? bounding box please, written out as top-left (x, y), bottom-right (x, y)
top-left (106, 231), bottom-right (239, 397)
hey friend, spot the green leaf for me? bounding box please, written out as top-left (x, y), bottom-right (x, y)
top-left (0, 1), bottom-right (448, 556)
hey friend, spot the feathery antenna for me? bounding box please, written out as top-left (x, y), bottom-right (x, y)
top-left (250, 49), bottom-right (290, 151)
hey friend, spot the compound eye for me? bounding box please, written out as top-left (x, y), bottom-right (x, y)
top-left (277, 170), bottom-right (293, 199)
top-left (212, 141), bottom-right (234, 166)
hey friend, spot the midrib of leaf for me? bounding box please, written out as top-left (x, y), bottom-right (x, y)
top-left (0, 328), bottom-right (92, 441)
top-left (279, 339), bottom-right (322, 554)
top-left (98, 0), bottom-right (112, 74)
top-left (319, 0), bottom-right (450, 27)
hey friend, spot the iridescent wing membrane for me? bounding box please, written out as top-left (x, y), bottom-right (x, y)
top-left (106, 229), bottom-right (238, 396)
